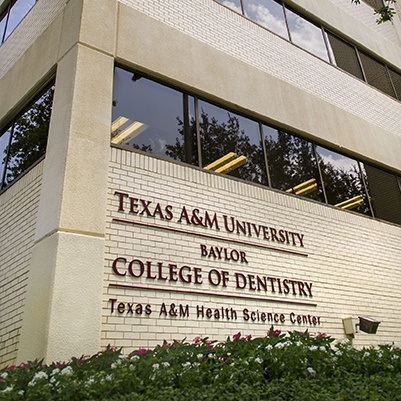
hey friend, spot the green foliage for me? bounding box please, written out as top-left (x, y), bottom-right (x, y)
top-left (1, 331), bottom-right (401, 400)
top-left (351, 0), bottom-right (397, 24)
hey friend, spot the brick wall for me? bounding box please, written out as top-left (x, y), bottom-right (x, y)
top-left (0, 163), bottom-right (44, 368)
top-left (117, 0), bottom-right (401, 140)
top-left (103, 148), bottom-right (401, 352)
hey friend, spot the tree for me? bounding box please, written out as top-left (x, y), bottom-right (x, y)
top-left (4, 86), bottom-right (54, 186)
top-left (351, 0), bottom-right (397, 24)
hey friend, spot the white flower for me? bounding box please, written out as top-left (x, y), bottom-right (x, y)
top-left (33, 371), bottom-right (48, 380)
top-left (161, 362), bottom-right (170, 368)
top-left (265, 345), bottom-right (273, 351)
top-left (319, 346), bottom-right (326, 352)
top-left (182, 362), bottom-right (191, 368)
top-left (60, 366), bottom-right (73, 377)
top-left (2, 387), bottom-right (13, 394)
top-left (51, 368), bottom-right (60, 376)
top-left (18, 390), bottom-right (24, 396)
top-left (309, 346), bottom-right (318, 351)
top-left (307, 367), bottom-right (316, 377)
top-left (275, 342), bottom-right (285, 349)
top-left (152, 363), bottom-right (160, 370)
top-left (111, 362), bottom-right (118, 369)
top-left (254, 357), bottom-right (263, 364)
top-left (197, 354), bottom-right (203, 359)
top-left (392, 354), bottom-right (399, 360)
top-left (105, 374), bottom-right (113, 382)
top-left (50, 377), bottom-right (56, 384)
top-left (1, 372), bottom-right (8, 379)
top-left (131, 355), bottom-right (140, 361)
top-left (363, 352), bottom-right (370, 358)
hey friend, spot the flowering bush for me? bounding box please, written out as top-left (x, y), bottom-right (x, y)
top-left (1, 330), bottom-right (401, 400)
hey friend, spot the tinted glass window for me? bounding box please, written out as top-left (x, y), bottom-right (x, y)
top-left (199, 100), bottom-right (267, 185)
top-left (388, 68), bottom-right (401, 100)
top-left (364, 164), bottom-right (401, 225)
top-left (243, 0), bottom-right (289, 39)
top-left (264, 126), bottom-right (322, 201)
top-left (0, 127), bottom-right (11, 187)
top-left (2, 0), bottom-right (35, 42)
top-left (0, 7), bottom-right (8, 43)
top-left (326, 32), bottom-right (364, 80)
top-left (215, 0), bottom-right (243, 13)
top-left (362, 0), bottom-right (383, 9)
top-left (4, 85), bottom-right (54, 187)
top-left (111, 67), bottom-right (198, 164)
top-left (316, 147), bottom-right (371, 215)
top-left (285, 7), bottom-right (329, 61)
top-left (359, 52), bottom-right (396, 97)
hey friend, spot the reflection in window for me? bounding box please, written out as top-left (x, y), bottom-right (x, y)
top-left (264, 126), bottom-right (322, 201)
top-left (1, 83), bottom-right (54, 190)
top-left (362, 0), bottom-right (384, 9)
top-left (316, 147), bottom-right (371, 215)
top-left (215, 0), bottom-right (242, 13)
top-left (364, 165), bottom-right (401, 225)
top-left (387, 68), bottom-right (401, 100)
top-left (1, 0), bottom-right (36, 44)
top-left (285, 7), bottom-right (329, 62)
top-left (243, 0), bottom-right (288, 39)
top-left (198, 101), bottom-right (267, 184)
top-left (111, 67), bottom-right (198, 165)
top-left (111, 66), bottom-right (401, 225)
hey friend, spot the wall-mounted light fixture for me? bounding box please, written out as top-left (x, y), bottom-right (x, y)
top-left (342, 316), bottom-right (381, 337)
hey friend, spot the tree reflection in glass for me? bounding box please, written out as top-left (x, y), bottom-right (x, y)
top-left (195, 101), bottom-right (267, 185)
top-left (243, 0), bottom-right (289, 39)
top-left (0, 128), bottom-right (11, 188)
top-left (264, 126), bottom-right (323, 201)
top-left (315, 146), bottom-right (371, 215)
top-left (285, 7), bottom-right (329, 62)
top-left (4, 85), bottom-right (54, 187)
top-left (111, 67), bottom-right (199, 164)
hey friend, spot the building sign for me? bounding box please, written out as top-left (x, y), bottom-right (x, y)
top-left (106, 190), bottom-right (321, 328)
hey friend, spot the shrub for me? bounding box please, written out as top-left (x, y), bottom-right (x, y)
top-left (1, 330), bottom-right (401, 400)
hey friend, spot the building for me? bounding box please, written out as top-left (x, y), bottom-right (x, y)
top-left (1, 0), bottom-right (401, 368)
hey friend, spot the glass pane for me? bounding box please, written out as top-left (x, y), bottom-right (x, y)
top-left (4, 85), bottom-right (54, 187)
top-left (326, 32), bottom-right (364, 80)
top-left (264, 126), bottom-right (323, 201)
top-left (111, 67), bottom-right (198, 165)
top-left (243, 0), bottom-right (289, 40)
top-left (285, 7), bottom-right (329, 62)
top-left (364, 164), bottom-right (401, 225)
top-left (316, 146), bottom-right (371, 215)
top-left (0, 7), bottom-right (8, 44)
top-left (388, 68), bottom-right (401, 100)
top-left (4, 0), bottom-right (35, 40)
top-left (362, 0), bottom-right (383, 9)
top-left (359, 52), bottom-right (396, 97)
top-left (199, 100), bottom-right (267, 185)
top-left (215, 0), bottom-right (243, 13)
top-left (0, 127), bottom-right (11, 188)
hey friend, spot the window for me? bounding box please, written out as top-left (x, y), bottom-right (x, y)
top-left (0, 0), bottom-right (36, 44)
top-left (0, 83), bottom-right (54, 190)
top-left (358, 52), bottom-right (396, 97)
top-left (364, 164), bottom-right (401, 225)
top-left (315, 147), bottom-right (371, 215)
top-left (264, 126), bottom-right (323, 201)
top-left (361, 0), bottom-right (384, 9)
top-left (198, 100), bottom-right (267, 185)
top-left (285, 7), bottom-right (330, 62)
top-left (214, 0), bottom-right (401, 102)
top-left (111, 68), bottom-right (198, 165)
top-left (111, 66), bottom-right (401, 225)
top-left (243, 0), bottom-right (288, 40)
top-left (326, 32), bottom-right (364, 80)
